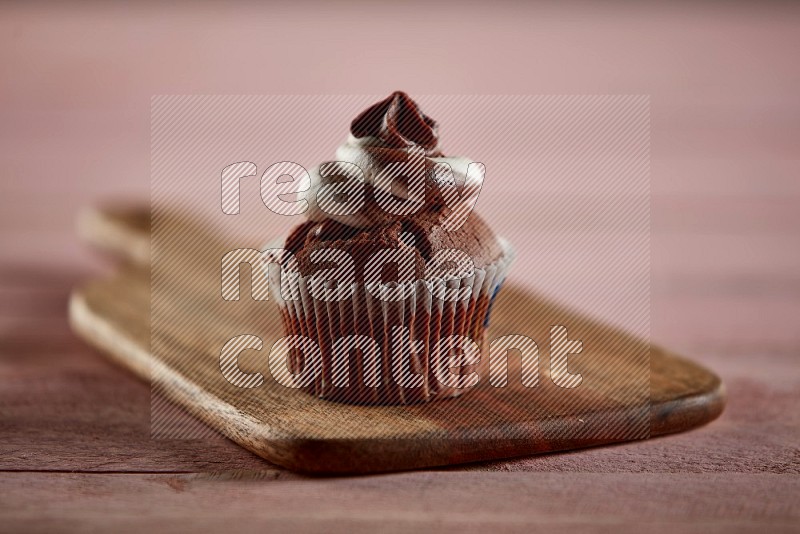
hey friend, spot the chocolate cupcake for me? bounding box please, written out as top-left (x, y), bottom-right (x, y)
top-left (267, 92), bottom-right (514, 405)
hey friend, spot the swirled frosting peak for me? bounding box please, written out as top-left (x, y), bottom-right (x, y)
top-left (350, 91), bottom-right (442, 156)
top-left (302, 92), bottom-right (484, 230)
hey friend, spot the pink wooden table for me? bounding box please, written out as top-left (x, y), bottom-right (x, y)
top-left (1, 3), bottom-right (798, 531)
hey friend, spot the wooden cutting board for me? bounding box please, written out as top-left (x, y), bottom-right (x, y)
top-left (70, 205), bottom-right (725, 474)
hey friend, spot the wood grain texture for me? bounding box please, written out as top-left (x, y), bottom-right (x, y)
top-left (2, 472), bottom-right (798, 533)
top-left (0, 265), bottom-right (277, 474)
top-left (68, 207), bottom-right (724, 474)
top-left (1, 260), bottom-right (791, 477)
top-left (76, 205), bottom-right (150, 266)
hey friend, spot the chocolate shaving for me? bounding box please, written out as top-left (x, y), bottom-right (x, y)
top-left (350, 91), bottom-right (441, 154)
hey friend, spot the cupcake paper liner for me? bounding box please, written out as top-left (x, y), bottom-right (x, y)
top-left (265, 237), bottom-right (514, 405)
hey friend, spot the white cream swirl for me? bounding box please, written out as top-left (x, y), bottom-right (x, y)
top-left (302, 134), bottom-right (484, 230)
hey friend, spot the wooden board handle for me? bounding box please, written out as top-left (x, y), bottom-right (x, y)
top-left (78, 205), bottom-right (151, 266)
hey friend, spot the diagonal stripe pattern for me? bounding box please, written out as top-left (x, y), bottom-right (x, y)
top-left (150, 94), bottom-right (650, 443)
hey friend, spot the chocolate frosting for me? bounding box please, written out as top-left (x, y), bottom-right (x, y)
top-left (350, 91), bottom-right (443, 156)
top-left (302, 92), bottom-right (485, 232)
top-left (289, 91), bottom-right (504, 276)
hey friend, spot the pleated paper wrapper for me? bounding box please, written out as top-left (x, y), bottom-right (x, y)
top-left (264, 238), bottom-right (515, 405)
